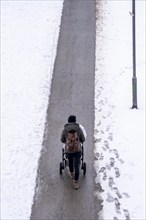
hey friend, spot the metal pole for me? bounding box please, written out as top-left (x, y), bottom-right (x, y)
top-left (132, 0), bottom-right (138, 109)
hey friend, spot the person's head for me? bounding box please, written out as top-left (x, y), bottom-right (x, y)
top-left (68, 115), bottom-right (76, 123)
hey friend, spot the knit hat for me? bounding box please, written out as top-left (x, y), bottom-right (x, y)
top-left (68, 115), bottom-right (76, 123)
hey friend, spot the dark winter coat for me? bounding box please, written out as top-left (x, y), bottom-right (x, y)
top-left (60, 122), bottom-right (85, 144)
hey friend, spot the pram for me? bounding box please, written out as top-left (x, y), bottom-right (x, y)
top-left (59, 144), bottom-right (86, 175)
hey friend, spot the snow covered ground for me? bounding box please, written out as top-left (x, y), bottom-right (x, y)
top-left (94, 1), bottom-right (145, 220)
top-left (1, 0), bottom-right (145, 220)
top-left (1, 1), bottom-right (63, 219)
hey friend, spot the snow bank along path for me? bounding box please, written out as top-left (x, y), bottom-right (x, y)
top-left (1, 2), bottom-right (63, 219)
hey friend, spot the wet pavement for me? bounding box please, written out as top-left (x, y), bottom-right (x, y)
top-left (30, 0), bottom-right (102, 219)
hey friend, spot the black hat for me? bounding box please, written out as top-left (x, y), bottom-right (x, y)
top-left (68, 115), bottom-right (76, 123)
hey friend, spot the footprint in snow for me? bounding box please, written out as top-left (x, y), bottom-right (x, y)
top-left (106, 193), bottom-right (114, 202)
top-left (114, 198), bottom-right (121, 210)
top-left (102, 172), bottom-right (107, 181)
top-left (110, 157), bottom-right (115, 167)
top-left (108, 177), bottom-right (115, 187)
top-left (102, 146), bottom-right (107, 151)
top-left (113, 149), bottom-right (119, 158)
top-left (106, 164), bottom-right (111, 171)
top-left (107, 111), bottom-right (112, 117)
top-left (123, 209), bottom-right (131, 220)
top-left (113, 217), bottom-right (119, 220)
top-left (95, 182), bottom-right (104, 192)
top-left (108, 133), bottom-right (113, 141)
top-left (94, 138), bottom-right (102, 143)
top-left (113, 187), bottom-right (122, 199)
top-left (99, 100), bottom-right (104, 105)
top-left (114, 167), bottom-right (120, 178)
top-left (122, 192), bottom-right (130, 198)
top-left (104, 140), bottom-right (109, 149)
top-left (98, 167), bottom-right (106, 173)
top-left (94, 128), bottom-right (99, 134)
top-left (97, 121), bottom-right (101, 126)
top-left (94, 152), bottom-right (104, 161)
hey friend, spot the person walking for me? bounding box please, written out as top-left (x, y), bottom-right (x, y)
top-left (61, 115), bottom-right (86, 189)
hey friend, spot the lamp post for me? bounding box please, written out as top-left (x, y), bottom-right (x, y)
top-left (131, 0), bottom-right (138, 109)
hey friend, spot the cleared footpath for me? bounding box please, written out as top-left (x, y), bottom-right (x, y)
top-left (30, 0), bottom-right (102, 219)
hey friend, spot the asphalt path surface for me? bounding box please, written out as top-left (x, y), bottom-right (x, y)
top-left (30, 0), bottom-right (102, 219)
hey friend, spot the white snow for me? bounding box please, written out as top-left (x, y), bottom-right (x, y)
top-left (1, 0), bottom-right (145, 220)
top-left (94, 1), bottom-right (145, 220)
top-left (1, 1), bottom-right (63, 219)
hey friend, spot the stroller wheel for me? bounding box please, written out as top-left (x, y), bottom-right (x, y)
top-left (60, 162), bottom-right (64, 175)
top-left (83, 162), bottom-right (86, 175)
